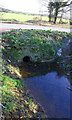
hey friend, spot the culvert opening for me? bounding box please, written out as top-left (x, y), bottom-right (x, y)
top-left (23, 56), bottom-right (31, 62)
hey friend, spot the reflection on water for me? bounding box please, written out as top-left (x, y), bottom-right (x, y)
top-left (19, 61), bottom-right (65, 78)
top-left (19, 61), bottom-right (72, 118)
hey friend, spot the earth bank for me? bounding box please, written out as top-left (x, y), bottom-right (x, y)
top-left (1, 29), bottom-right (72, 119)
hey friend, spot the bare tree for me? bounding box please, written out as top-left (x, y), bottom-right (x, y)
top-left (40, 0), bottom-right (72, 24)
top-left (53, 1), bottom-right (72, 24)
top-left (48, 2), bottom-right (54, 22)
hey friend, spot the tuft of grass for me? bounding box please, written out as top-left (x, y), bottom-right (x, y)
top-left (1, 74), bottom-right (23, 115)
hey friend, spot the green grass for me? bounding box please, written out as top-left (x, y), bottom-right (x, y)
top-left (1, 61), bottom-right (40, 118)
top-left (1, 12), bottom-right (48, 23)
top-left (1, 74), bottom-right (23, 115)
top-left (1, 73), bottom-right (38, 118)
top-left (1, 12), bottom-right (70, 28)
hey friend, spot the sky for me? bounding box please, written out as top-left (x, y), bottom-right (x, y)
top-left (0, 0), bottom-right (71, 18)
top-left (0, 0), bottom-right (44, 14)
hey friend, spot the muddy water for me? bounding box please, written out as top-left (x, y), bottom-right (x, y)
top-left (19, 61), bottom-right (72, 118)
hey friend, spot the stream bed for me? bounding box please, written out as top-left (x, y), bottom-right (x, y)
top-left (19, 61), bottom-right (72, 118)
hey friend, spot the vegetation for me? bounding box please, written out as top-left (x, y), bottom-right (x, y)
top-left (1, 57), bottom-right (46, 119)
top-left (52, 1), bottom-right (71, 24)
top-left (1, 11), bottom-right (71, 28)
top-left (1, 29), bottom-right (72, 119)
top-left (2, 29), bottom-right (72, 62)
top-left (43, 1), bottom-right (71, 24)
top-left (0, 11), bottom-right (48, 23)
top-left (1, 73), bottom-right (44, 119)
top-left (48, 2), bottom-right (54, 22)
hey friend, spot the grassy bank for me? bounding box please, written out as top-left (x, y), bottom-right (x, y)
top-left (1, 60), bottom-right (46, 119)
top-left (1, 12), bottom-right (71, 28)
top-left (1, 29), bottom-right (72, 119)
top-left (2, 29), bottom-right (72, 62)
top-left (1, 72), bottom-right (46, 119)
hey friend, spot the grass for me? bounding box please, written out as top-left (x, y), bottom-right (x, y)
top-left (1, 73), bottom-right (40, 119)
top-left (1, 12), bottom-right (48, 23)
top-left (1, 61), bottom-right (45, 119)
top-left (1, 12), bottom-right (71, 28)
top-left (1, 29), bottom-right (72, 119)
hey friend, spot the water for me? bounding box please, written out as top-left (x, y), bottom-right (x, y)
top-left (19, 61), bottom-right (72, 118)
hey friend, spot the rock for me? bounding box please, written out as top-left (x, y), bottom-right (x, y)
top-left (57, 48), bottom-right (62, 56)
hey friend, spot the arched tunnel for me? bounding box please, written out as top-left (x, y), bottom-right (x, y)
top-left (23, 56), bottom-right (31, 62)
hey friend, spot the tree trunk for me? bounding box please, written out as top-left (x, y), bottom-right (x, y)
top-left (48, 2), bottom-right (53, 22)
top-left (49, 13), bottom-right (52, 22)
top-left (54, 8), bottom-right (58, 24)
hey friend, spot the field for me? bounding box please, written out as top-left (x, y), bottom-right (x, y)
top-left (1, 12), bottom-right (71, 28)
top-left (1, 12), bottom-right (48, 23)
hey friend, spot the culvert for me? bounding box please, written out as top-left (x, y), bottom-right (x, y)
top-left (23, 56), bottom-right (31, 62)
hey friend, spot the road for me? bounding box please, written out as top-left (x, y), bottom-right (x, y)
top-left (0, 23), bottom-right (72, 32)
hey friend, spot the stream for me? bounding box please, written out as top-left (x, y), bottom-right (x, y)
top-left (19, 61), bottom-right (72, 118)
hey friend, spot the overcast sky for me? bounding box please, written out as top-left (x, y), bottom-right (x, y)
top-left (0, 0), bottom-right (44, 14)
top-left (0, 0), bottom-right (71, 18)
